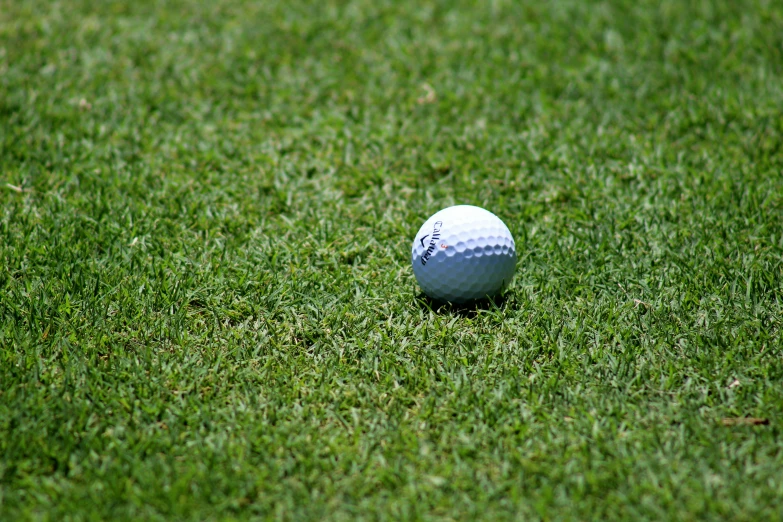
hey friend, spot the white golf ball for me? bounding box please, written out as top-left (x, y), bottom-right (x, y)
top-left (411, 205), bottom-right (516, 303)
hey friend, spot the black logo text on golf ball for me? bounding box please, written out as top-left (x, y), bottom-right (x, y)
top-left (420, 221), bottom-right (443, 265)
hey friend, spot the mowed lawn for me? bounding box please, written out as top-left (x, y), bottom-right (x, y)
top-left (2, 0), bottom-right (783, 519)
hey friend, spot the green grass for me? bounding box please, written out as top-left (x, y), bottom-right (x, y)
top-left (2, 0), bottom-right (783, 519)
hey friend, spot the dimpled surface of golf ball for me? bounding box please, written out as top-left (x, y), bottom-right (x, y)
top-left (411, 205), bottom-right (516, 303)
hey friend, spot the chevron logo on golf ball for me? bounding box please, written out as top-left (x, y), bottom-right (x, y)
top-left (419, 221), bottom-right (443, 265)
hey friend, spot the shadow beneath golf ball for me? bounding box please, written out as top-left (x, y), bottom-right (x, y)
top-left (414, 292), bottom-right (509, 317)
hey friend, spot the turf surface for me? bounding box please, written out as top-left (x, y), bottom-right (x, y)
top-left (2, 0), bottom-right (783, 519)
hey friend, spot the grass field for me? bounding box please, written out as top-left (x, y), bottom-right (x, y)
top-left (2, 0), bottom-right (783, 519)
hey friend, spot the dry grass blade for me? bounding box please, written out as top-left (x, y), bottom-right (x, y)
top-left (721, 418), bottom-right (770, 426)
top-left (5, 183), bottom-right (29, 193)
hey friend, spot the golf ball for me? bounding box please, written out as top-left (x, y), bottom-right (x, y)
top-left (411, 205), bottom-right (516, 303)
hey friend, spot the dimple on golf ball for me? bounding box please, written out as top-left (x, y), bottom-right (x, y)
top-left (411, 205), bottom-right (516, 303)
